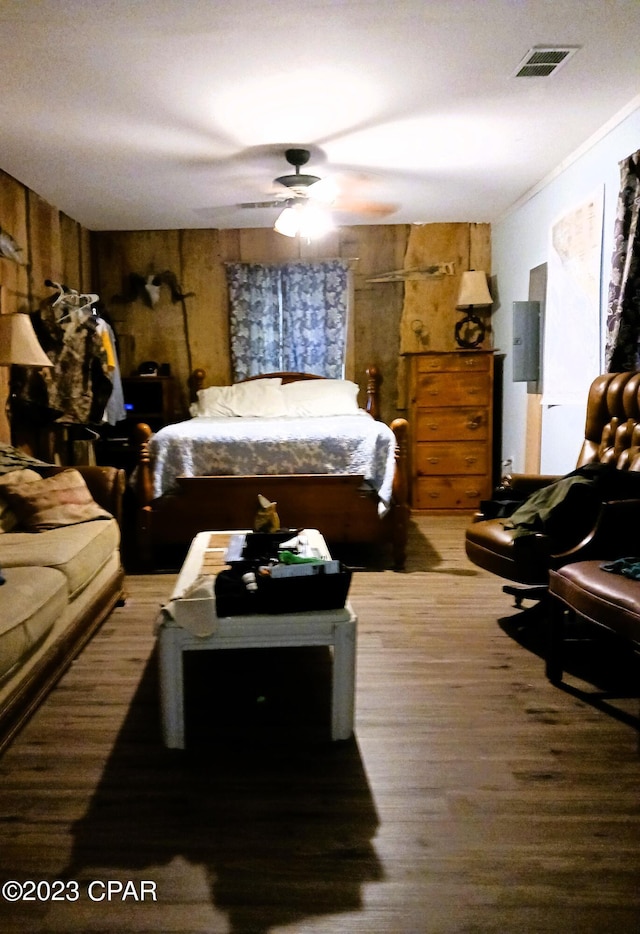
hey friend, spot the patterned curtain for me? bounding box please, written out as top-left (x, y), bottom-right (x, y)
top-left (226, 264), bottom-right (282, 380)
top-left (605, 150), bottom-right (640, 371)
top-left (226, 260), bottom-right (349, 380)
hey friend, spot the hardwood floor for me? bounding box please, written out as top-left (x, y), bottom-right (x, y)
top-left (1, 515), bottom-right (639, 933)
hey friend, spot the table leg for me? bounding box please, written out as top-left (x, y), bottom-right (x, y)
top-left (158, 628), bottom-right (186, 749)
top-left (331, 618), bottom-right (356, 740)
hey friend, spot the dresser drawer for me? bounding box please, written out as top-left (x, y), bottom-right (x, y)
top-left (415, 441), bottom-right (489, 476)
top-left (414, 372), bottom-right (491, 407)
top-left (409, 352), bottom-right (494, 512)
top-left (416, 353), bottom-right (491, 375)
top-left (415, 407), bottom-right (489, 441)
top-left (414, 475), bottom-right (491, 510)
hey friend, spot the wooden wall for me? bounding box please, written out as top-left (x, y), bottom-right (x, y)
top-left (91, 222), bottom-right (490, 424)
top-left (1, 160), bottom-right (491, 441)
top-left (0, 169), bottom-right (91, 444)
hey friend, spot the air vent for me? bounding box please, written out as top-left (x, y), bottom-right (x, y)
top-left (512, 46), bottom-right (579, 78)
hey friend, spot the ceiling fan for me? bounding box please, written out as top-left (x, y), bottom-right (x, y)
top-left (237, 148), bottom-right (397, 237)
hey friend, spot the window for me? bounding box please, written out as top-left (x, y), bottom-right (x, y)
top-left (226, 260), bottom-right (350, 380)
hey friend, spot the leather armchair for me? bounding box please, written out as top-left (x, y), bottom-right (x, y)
top-left (547, 560), bottom-right (640, 686)
top-left (465, 371), bottom-right (640, 592)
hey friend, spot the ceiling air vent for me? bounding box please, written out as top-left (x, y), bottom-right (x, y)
top-left (512, 46), bottom-right (579, 78)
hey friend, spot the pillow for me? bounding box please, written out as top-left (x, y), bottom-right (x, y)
top-left (282, 379), bottom-right (360, 416)
top-left (227, 381), bottom-right (286, 417)
top-left (0, 469), bottom-right (42, 533)
top-left (192, 378), bottom-right (285, 417)
top-left (0, 468), bottom-right (112, 531)
top-left (192, 384), bottom-right (234, 417)
top-left (0, 443), bottom-right (49, 476)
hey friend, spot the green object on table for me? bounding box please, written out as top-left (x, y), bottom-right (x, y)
top-left (278, 550), bottom-right (323, 565)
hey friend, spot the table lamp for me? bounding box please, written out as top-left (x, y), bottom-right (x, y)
top-left (0, 313), bottom-right (53, 439)
top-left (0, 313), bottom-right (53, 368)
top-left (455, 270), bottom-right (492, 349)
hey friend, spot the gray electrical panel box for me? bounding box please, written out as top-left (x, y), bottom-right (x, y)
top-left (512, 301), bottom-right (541, 383)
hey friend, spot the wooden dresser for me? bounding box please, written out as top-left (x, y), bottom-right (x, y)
top-left (409, 351), bottom-right (494, 511)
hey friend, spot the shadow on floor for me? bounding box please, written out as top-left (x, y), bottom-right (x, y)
top-left (63, 646), bottom-right (382, 934)
top-left (499, 600), bottom-right (640, 730)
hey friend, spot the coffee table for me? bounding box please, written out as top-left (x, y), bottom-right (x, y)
top-left (156, 529), bottom-right (357, 748)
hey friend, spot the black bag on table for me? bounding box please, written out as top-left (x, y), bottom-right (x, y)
top-left (214, 563), bottom-right (352, 617)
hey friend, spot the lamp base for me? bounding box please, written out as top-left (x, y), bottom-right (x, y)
top-left (455, 312), bottom-right (486, 349)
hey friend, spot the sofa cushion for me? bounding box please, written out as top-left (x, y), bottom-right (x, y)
top-left (0, 468), bottom-right (112, 531)
top-left (0, 566), bottom-right (67, 683)
top-left (0, 518), bottom-right (120, 600)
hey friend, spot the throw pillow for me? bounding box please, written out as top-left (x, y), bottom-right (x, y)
top-left (0, 468), bottom-right (112, 531)
top-left (0, 468), bottom-right (43, 533)
top-left (0, 443), bottom-right (49, 475)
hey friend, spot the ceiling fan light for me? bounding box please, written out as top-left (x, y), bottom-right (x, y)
top-left (274, 202), bottom-right (334, 239)
top-left (273, 205), bottom-right (299, 237)
top-left (299, 203), bottom-right (334, 239)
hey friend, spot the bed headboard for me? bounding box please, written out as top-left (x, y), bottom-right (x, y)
top-left (189, 366), bottom-right (382, 420)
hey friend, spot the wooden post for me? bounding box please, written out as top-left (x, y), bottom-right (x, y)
top-left (390, 416), bottom-right (410, 569)
top-left (366, 365), bottom-right (382, 421)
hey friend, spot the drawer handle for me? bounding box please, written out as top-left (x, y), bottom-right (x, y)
top-left (468, 388), bottom-right (479, 395)
top-left (467, 418), bottom-right (481, 430)
top-left (428, 491), bottom-right (441, 499)
top-left (428, 457), bottom-right (440, 464)
top-left (465, 456), bottom-right (478, 465)
top-left (428, 424), bottom-right (439, 431)
top-left (466, 489), bottom-right (480, 497)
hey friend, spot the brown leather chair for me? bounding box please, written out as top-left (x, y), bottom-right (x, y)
top-left (547, 561), bottom-right (640, 685)
top-left (465, 372), bottom-right (640, 593)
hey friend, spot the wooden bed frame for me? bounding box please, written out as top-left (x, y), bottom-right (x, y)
top-left (133, 366), bottom-right (410, 569)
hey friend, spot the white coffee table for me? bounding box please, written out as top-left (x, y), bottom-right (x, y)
top-left (156, 529), bottom-right (357, 748)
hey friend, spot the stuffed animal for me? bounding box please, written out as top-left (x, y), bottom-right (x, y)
top-left (253, 494), bottom-right (280, 533)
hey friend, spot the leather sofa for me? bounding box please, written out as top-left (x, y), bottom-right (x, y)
top-left (0, 460), bottom-right (125, 755)
top-left (547, 560), bottom-right (640, 687)
top-left (465, 371), bottom-right (640, 589)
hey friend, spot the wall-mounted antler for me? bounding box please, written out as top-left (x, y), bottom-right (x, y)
top-left (112, 270), bottom-right (194, 308)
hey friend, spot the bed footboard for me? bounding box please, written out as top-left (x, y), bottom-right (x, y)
top-left (133, 417), bottom-right (409, 570)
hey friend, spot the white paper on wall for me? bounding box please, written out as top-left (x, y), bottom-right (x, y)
top-left (542, 188), bottom-right (604, 406)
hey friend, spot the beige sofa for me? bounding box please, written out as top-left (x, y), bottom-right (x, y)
top-left (0, 460), bottom-right (126, 755)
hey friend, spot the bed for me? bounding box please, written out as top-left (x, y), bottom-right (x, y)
top-left (132, 366), bottom-right (409, 569)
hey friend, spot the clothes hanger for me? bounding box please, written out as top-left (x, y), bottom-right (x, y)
top-left (78, 294), bottom-right (100, 317)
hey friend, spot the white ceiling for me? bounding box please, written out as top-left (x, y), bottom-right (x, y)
top-left (0, 0), bottom-right (638, 232)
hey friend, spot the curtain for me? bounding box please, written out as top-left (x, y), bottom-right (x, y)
top-left (226, 260), bottom-right (349, 381)
top-left (604, 149), bottom-right (640, 371)
top-left (226, 264), bottom-right (282, 379)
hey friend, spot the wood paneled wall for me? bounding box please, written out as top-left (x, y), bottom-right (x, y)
top-left (1, 160), bottom-right (490, 440)
top-left (0, 170), bottom-right (91, 443)
top-left (91, 222), bottom-right (490, 424)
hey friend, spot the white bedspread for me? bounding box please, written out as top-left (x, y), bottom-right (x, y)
top-left (148, 412), bottom-right (396, 514)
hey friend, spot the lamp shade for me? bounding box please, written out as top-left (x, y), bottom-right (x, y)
top-left (456, 270), bottom-right (492, 307)
top-left (0, 313), bottom-right (53, 367)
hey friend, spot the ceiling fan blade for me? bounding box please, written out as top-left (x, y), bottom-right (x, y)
top-left (332, 197), bottom-right (398, 217)
top-left (238, 200), bottom-right (284, 209)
